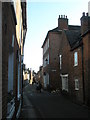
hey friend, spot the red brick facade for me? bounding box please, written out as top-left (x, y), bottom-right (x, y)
top-left (42, 13), bottom-right (90, 107)
top-left (42, 30), bottom-right (61, 90)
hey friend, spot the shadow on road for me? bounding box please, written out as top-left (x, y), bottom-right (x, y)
top-left (19, 84), bottom-right (89, 119)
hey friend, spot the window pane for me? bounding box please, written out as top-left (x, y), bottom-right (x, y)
top-left (74, 52), bottom-right (78, 66)
top-left (59, 55), bottom-right (62, 69)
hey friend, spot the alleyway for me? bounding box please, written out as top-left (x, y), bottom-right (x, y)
top-left (19, 84), bottom-right (89, 119)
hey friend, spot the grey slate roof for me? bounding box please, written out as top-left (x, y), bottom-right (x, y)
top-left (65, 30), bottom-right (82, 49)
top-left (68, 25), bottom-right (81, 31)
top-left (42, 25), bottom-right (81, 49)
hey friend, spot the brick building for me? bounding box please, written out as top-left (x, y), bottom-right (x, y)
top-left (59, 12), bottom-right (90, 106)
top-left (42, 13), bottom-right (90, 106)
top-left (42, 28), bottom-right (61, 90)
top-left (35, 66), bottom-right (43, 87)
top-left (0, 1), bottom-right (27, 119)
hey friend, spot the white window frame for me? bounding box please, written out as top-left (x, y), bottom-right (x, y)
top-left (43, 73), bottom-right (49, 88)
top-left (75, 79), bottom-right (79, 90)
top-left (43, 38), bottom-right (49, 55)
top-left (74, 52), bottom-right (78, 66)
top-left (43, 53), bottom-right (49, 67)
top-left (61, 74), bottom-right (68, 92)
top-left (59, 55), bottom-right (62, 69)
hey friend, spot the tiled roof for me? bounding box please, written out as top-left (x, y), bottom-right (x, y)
top-left (65, 30), bottom-right (82, 49)
top-left (68, 25), bottom-right (81, 31)
top-left (42, 25), bottom-right (81, 49)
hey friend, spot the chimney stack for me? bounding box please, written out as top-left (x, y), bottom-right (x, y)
top-left (81, 12), bottom-right (90, 35)
top-left (58, 15), bottom-right (68, 30)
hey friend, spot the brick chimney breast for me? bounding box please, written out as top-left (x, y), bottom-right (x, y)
top-left (58, 15), bottom-right (68, 30)
top-left (81, 12), bottom-right (90, 35)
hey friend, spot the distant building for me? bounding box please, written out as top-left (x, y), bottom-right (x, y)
top-left (35, 66), bottom-right (43, 87)
top-left (23, 67), bottom-right (30, 86)
top-left (29, 70), bottom-right (36, 84)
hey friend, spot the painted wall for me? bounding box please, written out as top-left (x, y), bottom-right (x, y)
top-left (16, 0), bottom-right (22, 47)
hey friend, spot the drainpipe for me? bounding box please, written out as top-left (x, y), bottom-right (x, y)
top-left (81, 44), bottom-right (85, 104)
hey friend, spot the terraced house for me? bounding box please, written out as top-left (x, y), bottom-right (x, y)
top-left (0, 0), bottom-right (27, 119)
top-left (42, 12), bottom-right (90, 106)
top-left (59, 13), bottom-right (90, 106)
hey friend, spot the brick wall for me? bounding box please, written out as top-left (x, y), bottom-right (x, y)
top-left (60, 31), bottom-right (72, 93)
top-left (60, 30), bottom-right (84, 104)
top-left (70, 48), bottom-right (83, 104)
top-left (81, 13), bottom-right (90, 106)
top-left (0, 2), bottom-right (2, 119)
top-left (49, 32), bottom-right (62, 90)
top-left (83, 33), bottom-right (90, 106)
top-left (88, 33), bottom-right (90, 106)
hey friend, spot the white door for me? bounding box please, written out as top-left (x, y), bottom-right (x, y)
top-left (62, 76), bottom-right (68, 92)
top-left (43, 73), bottom-right (49, 88)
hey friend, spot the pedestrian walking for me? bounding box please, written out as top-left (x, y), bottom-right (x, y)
top-left (36, 81), bottom-right (42, 93)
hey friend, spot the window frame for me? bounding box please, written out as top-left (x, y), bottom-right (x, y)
top-left (59, 55), bottom-right (62, 69)
top-left (74, 52), bottom-right (78, 67)
top-left (61, 74), bottom-right (68, 92)
top-left (75, 79), bottom-right (79, 90)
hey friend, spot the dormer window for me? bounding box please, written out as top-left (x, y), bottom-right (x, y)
top-left (74, 52), bottom-right (78, 66)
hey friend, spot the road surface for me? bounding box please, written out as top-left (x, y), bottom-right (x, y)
top-left (19, 84), bottom-right (89, 119)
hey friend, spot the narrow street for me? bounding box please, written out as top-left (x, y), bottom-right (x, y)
top-left (19, 84), bottom-right (89, 119)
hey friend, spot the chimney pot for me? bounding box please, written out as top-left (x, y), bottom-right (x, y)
top-left (61, 15), bottom-right (63, 18)
top-left (86, 12), bottom-right (88, 16)
top-left (59, 15), bottom-right (60, 18)
top-left (83, 12), bottom-right (85, 16)
top-left (66, 16), bottom-right (67, 18)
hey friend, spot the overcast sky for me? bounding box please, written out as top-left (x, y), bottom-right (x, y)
top-left (24, 0), bottom-right (89, 72)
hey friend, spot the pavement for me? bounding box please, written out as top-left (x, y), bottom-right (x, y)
top-left (18, 84), bottom-right (89, 119)
top-left (18, 84), bottom-right (39, 119)
top-left (18, 83), bottom-right (48, 119)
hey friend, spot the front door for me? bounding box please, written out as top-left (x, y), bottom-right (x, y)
top-left (61, 75), bottom-right (68, 92)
